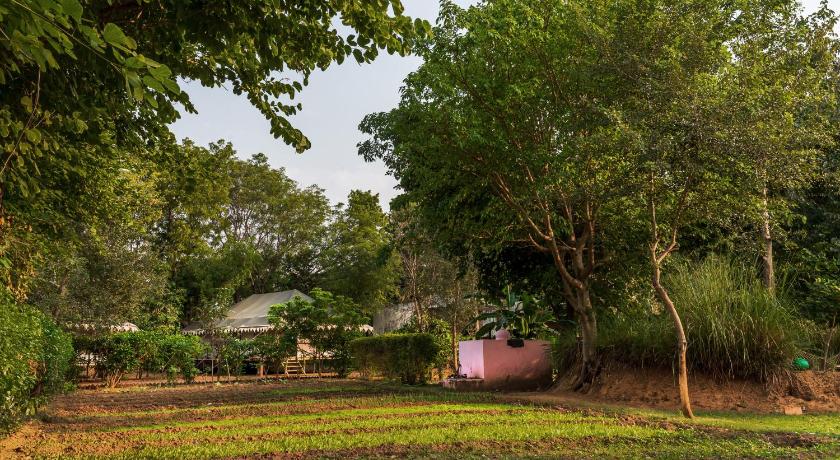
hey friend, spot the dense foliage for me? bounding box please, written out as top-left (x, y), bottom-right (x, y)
top-left (351, 333), bottom-right (440, 384)
top-left (554, 257), bottom-right (814, 382)
top-left (95, 332), bottom-right (206, 387)
top-left (359, 0), bottom-right (840, 417)
top-left (269, 289), bottom-right (368, 377)
top-left (397, 317), bottom-right (453, 376)
top-left (0, 298), bottom-right (72, 433)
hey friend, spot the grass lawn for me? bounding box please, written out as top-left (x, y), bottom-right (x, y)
top-left (5, 379), bottom-right (838, 459)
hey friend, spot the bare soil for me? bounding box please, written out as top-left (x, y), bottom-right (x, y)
top-left (531, 364), bottom-right (840, 414)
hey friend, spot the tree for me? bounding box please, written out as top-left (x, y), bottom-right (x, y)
top-left (621, 0), bottom-right (837, 418)
top-left (322, 191), bottom-right (399, 313)
top-left (268, 289), bottom-right (367, 377)
top-left (783, 128), bottom-right (840, 324)
top-left (223, 153), bottom-right (331, 294)
top-left (390, 202), bottom-right (482, 371)
top-left (360, 0), bottom-right (644, 388)
top-left (26, 150), bottom-right (172, 327)
top-left (723, 2), bottom-right (838, 292)
top-left (153, 140), bottom-right (234, 272)
top-left (1, 0), bottom-right (429, 297)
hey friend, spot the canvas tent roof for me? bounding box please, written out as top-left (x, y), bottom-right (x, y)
top-left (183, 290), bottom-right (312, 335)
top-left (71, 322), bottom-right (140, 333)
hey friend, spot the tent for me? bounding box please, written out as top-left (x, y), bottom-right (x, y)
top-left (183, 290), bottom-right (312, 335)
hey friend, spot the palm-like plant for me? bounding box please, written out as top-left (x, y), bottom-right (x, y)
top-left (472, 286), bottom-right (553, 339)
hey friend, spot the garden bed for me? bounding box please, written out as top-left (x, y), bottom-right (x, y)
top-left (2, 379), bottom-right (838, 458)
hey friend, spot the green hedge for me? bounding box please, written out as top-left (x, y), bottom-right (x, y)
top-left (350, 333), bottom-right (439, 384)
top-left (0, 301), bottom-right (73, 434)
top-left (99, 332), bottom-right (206, 387)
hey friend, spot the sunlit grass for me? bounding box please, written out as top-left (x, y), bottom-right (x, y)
top-left (21, 380), bottom-right (840, 459)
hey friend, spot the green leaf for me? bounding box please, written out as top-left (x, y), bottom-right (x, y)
top-left (24, 129), bottom-right (41, 144)
top-left (142, 75), bottom-right (165, 93)
top-left (474, 323), bottom-right (495, 339)
top-left (161, 77), bottom-right (180, 94)
top-left (60, 0), bottom-right (83, 22)
top-left (103, 23), bottom-right (128, 47)
top-left (149, 64), bottom-right (172, 80)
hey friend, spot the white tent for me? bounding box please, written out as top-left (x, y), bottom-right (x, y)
top-left (183, 290), bottom-right (312, 335)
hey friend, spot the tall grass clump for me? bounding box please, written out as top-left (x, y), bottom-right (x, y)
top-left (667, 256), bottom-right (811, 381)
top-left (555, 256), bottom-right (812, 382)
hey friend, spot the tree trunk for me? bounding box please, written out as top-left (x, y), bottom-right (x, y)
top-left (573, 302), bottom-right (599, 391)
top-left (761, 185), bottom-right (775, 293)
top-left (563, 284), bottom-right (599, 391)
top-left (451, 319), bottom-right (458, 374)
top-left (652, 261), bottom-right (695, 418)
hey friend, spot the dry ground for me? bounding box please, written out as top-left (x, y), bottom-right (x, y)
top-left (2, 379), bottom-right (839, 459)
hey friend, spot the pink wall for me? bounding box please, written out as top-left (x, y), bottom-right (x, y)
top-left (458, 339), bottom-right (552, 390)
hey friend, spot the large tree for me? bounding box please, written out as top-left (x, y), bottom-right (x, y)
top-left (622, 0), bottom-right (838, 417)
top-left (223, 153), bottom-right (331, 293)
top-left (1, 0), bottom-right (428, 297)
top-left (360, 0), bottom-right (644, 387)
top-left (723, 2), bottom-right (838, 292)
top-left (321, 190), bottom-right (400, 313)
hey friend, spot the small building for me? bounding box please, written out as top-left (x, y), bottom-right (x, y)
top-left (371, 302), bottom-right (414, 333)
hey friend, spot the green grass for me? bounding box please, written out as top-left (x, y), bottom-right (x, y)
top-left (16, 380), bottom-right (840, 459)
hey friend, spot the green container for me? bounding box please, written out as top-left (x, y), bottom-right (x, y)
top-left (793, 357), bottom-right (810, 370)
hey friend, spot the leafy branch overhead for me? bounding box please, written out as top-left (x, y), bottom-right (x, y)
top-left (0, 0), bottom-right (428, 294)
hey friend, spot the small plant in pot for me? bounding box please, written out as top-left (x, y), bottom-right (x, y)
top-left (471, 286), bottom-right (553, 340)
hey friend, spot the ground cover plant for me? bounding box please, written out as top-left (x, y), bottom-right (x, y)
top-left (3, 379), bottom-right (838, 459)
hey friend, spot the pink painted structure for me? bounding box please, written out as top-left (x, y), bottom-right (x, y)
top-left (456, 339), bottom-right (552, 391)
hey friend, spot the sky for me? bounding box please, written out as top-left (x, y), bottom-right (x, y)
top-left (170, 0), bottom-right (837, 211)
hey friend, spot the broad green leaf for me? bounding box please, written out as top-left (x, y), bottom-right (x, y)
top-left (60, 0), bottom-right (83, 22)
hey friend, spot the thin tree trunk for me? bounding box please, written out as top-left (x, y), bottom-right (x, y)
top-left (651, 259), bottom-right (695, 419)
top-left (451, 318), bottom-right (458, 374)
top-left (572, 295), bottom-right (599, 391)
top-left (761, 185), bottom-right (775, 293)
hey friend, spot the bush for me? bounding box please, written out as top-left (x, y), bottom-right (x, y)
top-left (98, 332), bottom-right (206, 386)
top-left (36, 317), bottom-right (75, 396)
top-left (253, 332), bottom-right (296, 374)
top-left (350, 333), bottom-right (440, 384)
top-left (0, 300), bottom-right (73, 434)
top-left (269, 289), bottom-right (367, 377)
top-left (158, 334), bottom-right (206, 384)
top-left (397, 318), bottom-right (453, 376)
top-left (555, 256), bottom-right (812, 381)
top-left (217, 335), bottom-right (253, 379)
top-left (100, 333), bottom-right (140, 387)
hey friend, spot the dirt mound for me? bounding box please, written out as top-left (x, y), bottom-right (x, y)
top-left (550, 364), bottom-right (839, 414)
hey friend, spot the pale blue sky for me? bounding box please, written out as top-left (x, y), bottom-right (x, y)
top-left (170, 0), bottom-right (836, 210)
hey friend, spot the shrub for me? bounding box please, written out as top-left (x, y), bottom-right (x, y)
top-left (100, 333), bottom-right (140, 387)
top-left (131, 331), bottom-right (166, 379)
top-left (98, 332), bottom-right (207, 386)
top-left (350, 333), bottom-right (440, 384)
top-left (0, 300), bottom-right (73, 434)
top-left (35, 317), bottom-right (74, 396)
top-left (554, 256), bottom-right (812, 381)
top-left (159, 334), bottom-right (206, 384)
top-left (217, 335), bottom-right (254, 379)
top-left (397, 318), bottom-right (453, 376)
top-left (269, 289), bottom-right (367, 377)
top-left (253, 332), bottom-right (296, 374)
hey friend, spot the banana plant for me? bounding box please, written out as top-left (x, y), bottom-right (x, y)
top-left (471, 286), bottom-right (553, 339)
